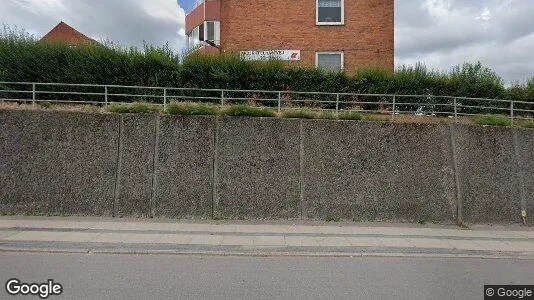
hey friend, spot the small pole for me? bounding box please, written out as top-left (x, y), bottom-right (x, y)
top-left (510, 101), bottom-right (514, 127)
top-left (391, 95), bottom-right (396, 121)
top-left (278, 91), bottom-right (282, 113)
top-left (335, 94), bottom-right (340, 116)
top-left (32, 83), bottom-right (36, 105)
top-left (221, 90), bottom-right (225, 105)
top-left (104, 86), bottom-right (108, 105)
top-left (163, 88), bottom-right (167, 110)
top-left (453, 97), bottom-right (458, 123)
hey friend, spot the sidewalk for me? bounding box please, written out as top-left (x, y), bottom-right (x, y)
top-left (1, 217), bottom-right (533, 259)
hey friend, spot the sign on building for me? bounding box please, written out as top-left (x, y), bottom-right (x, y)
top-left (240, 50), bottom-right (301, 61)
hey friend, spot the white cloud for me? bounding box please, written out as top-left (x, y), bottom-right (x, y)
top-left (396, 0), bottom-right (534, 83)
top-left (0, 0), bottom-right (186, 50)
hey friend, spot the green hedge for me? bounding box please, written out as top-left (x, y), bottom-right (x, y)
top-left (1, 26), bottom-right (533, 111)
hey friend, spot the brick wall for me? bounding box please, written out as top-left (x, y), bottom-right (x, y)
top-left (220, 0), bottom-right (394, 72)
top-left (40, 22), bottom-right (95, 45)
top-left (185, 3), bottom-right (204, 33)
top-left (186, 0), bottom-right (221, 34)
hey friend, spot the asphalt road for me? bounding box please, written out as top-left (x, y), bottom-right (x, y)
top-left (1, 252), bottom-right (533, 300)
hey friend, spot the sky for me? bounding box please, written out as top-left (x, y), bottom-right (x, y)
top-left (1, 0), bottom-right (533, 83)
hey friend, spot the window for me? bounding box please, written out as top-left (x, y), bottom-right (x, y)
top-left (204, 21), bottom-right (220, 45)
top-left (188, 27), bottom-right (200, 49)
top-left (316, 52), bottom-right (344, 71)
top-left (198, 23), bottom-right (204, 42)
top-left (317, 0), bottom-right (344, 25)
top-left (187, 21), bottom-right (221, 50)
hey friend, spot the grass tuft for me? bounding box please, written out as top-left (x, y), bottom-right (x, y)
top-left (282, 109), bottom-right (317, 119)
top-left (166, 102), bottom-right (218, 116)
top-left (471, 114), bottom-right (511, 127)
top-left (458, 222), bottom-right (470, 230)
top-left (38, 101), bottom-right (53, 109)
top-left (221, 104), bottom-right (276, 117)
top-left (338, 111), bottom-right (363, 120)
top-left (105, 102), bottom-right (162, 114)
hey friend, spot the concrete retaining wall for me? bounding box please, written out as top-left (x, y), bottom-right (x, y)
top-left (0, 109), bottom-right (532, 224)
top-left (114, 114), bottom-right (156, 217)
top-left (153, 115), bottom-right (215, 219)
top-left (453, 125), bottom-right (522, 223)
top-left (214, 117), bottom-right (301, 220)
top-left (0, 110), bottom-right (118, 216)
top-left (514, 128), bottom-right (534, 225)
top-left (302, 121), bottom-right (457, 222)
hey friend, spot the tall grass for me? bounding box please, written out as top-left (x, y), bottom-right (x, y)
top-left (471, 115), bottom-right (511, 127)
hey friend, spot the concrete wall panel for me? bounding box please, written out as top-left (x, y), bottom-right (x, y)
top-left (153, 115), bottom-right (215, 218)
top-left (302, 121), bottom-right (457, 222)
top-left (115, 114), bottom-right (156, 217)
top-left (214, 117), bottom-right (301, 220)
top-left (0, 110), bottom-right (118, 216)
top-left (454, 125), bottom-right (522, 223)
top-left (514, 128), bottom-right (534, 225)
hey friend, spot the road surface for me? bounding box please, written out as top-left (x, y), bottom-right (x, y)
top-left (1, 252), bottom-right (533, 299)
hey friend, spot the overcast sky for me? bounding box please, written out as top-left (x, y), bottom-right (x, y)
top-left (1, 0), bottom-right (533, 83)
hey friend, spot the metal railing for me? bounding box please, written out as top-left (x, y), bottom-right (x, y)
top-left (0, 81), bottom-right (533, 125)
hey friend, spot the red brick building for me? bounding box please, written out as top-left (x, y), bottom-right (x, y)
top-left (185, 0), bottom-right (394, 73)
top-left (40, 21), bottom-right (97, 46)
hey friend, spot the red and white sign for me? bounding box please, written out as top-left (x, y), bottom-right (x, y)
top-left (240, 50), bottom-right (301, 61)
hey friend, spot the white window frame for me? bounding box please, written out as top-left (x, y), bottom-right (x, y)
top-left (316, 0), bottom-right (345, 25)
top-left (315, 52), bottom-right (344, 71)
top-left (203, 20), bottom-right (220, 45)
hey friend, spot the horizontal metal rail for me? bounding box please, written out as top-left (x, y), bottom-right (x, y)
top-left (0, 82), bottom-right (533, 126)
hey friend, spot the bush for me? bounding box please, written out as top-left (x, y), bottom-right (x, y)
top-left (471, 114), bottom-right (511, 127)
top-left (166, 102), bottom-right (218, 116)
top-left (106, 102), bottom-right (161, 114)
top-left (1, 25), bottom-right (533, 108)
top-left (221, 104), bottom-right (275, 117)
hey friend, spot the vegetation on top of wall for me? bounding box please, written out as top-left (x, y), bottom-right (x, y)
top-left (165, 102), bottom-right (218, 116)
top-left (105, 102), bottom-right (162, 114)
top-left (220, 104), bottom-right (276, 118)
top-left (471, 114), bottom-right (512, 127)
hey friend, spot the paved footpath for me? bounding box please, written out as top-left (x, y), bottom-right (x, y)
top-left (0, 217), bottom-right (533, 258)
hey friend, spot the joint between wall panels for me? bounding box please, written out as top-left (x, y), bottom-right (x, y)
top-left (299, 119), bottom-right (304, 220)
top-left (149, 115), bottom-right (160, 218)
top-left (449, 124), bottom-right (462, 224)
top-left (211, 116), bottom-right (219, 220)
top-left (112, 115), bottom-right (123, 218)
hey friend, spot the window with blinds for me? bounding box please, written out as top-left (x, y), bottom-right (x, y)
top-left (317, 0), bottom-right (344, 25)
top-left (316, 52), bottom-right (344, 71)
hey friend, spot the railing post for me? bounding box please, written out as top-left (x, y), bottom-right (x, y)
top-left (221, 90), bottom-right (225, 105)
top-left (104, 86), bottom-right (108, 105)
top-left (453, 97), bottom-right (458, 123)
top-left (510, 101), bottom-right (514, 127)
top-left (163, 88), bottom-right (167, 110)
top-left (32, 83), bottom-right (36, 105)
top-left (391, 95), bottom-right (396, 121)
top-left (335, 93), bottom-right (340, 116)
top-left (278, 91), bottom-right (282, 113)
